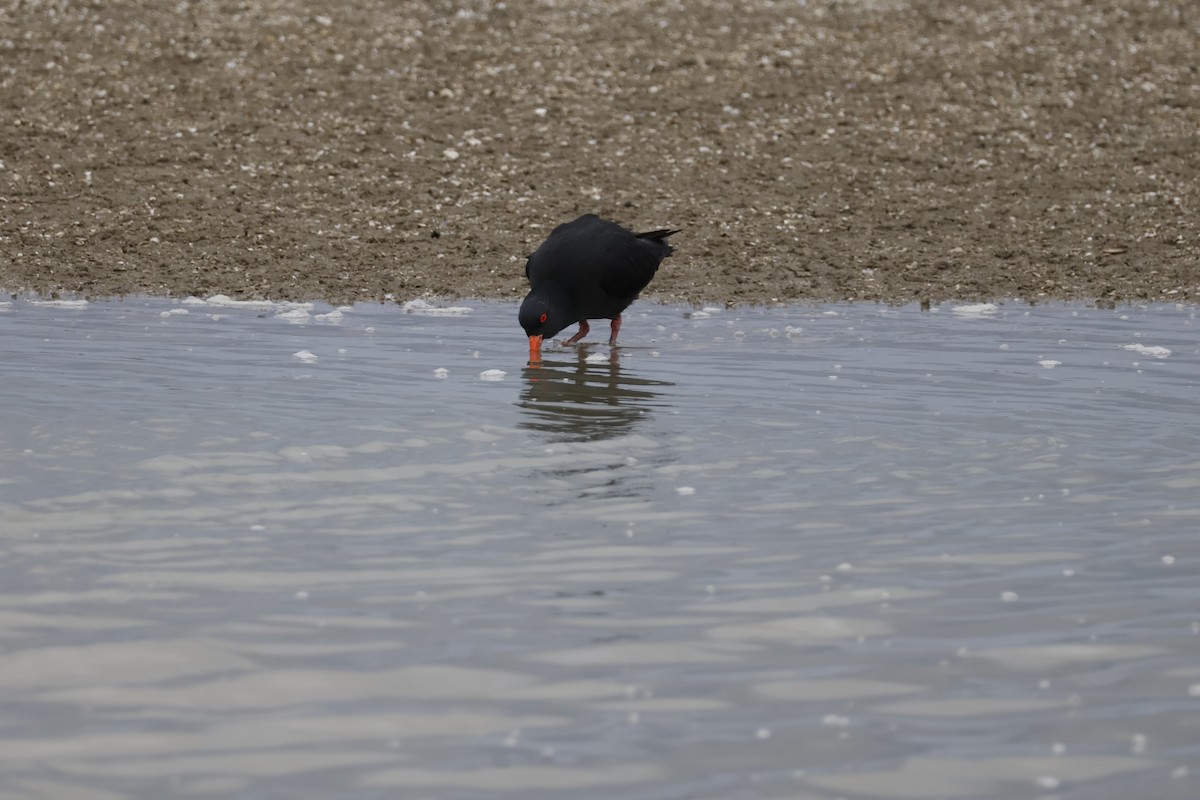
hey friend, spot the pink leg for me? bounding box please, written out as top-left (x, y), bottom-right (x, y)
top-left (608, 315), bottom-right (622, 345)
top-left (563, 319), bottom-right (590, 345)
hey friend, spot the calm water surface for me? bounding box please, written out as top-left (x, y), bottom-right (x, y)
top-left (1, 296), bottom-right (1198, 800)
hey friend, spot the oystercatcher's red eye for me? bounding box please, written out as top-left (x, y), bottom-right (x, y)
top-left (539, 313), bottom-right (548, 323)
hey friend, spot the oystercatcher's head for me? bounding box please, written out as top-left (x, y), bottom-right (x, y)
top-left (519, 290), bottom-right (568, 361)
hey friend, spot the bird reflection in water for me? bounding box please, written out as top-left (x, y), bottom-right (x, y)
top-left (518, 347), bottom-right (672, 443)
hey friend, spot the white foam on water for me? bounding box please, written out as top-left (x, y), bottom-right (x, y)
top-left (1038, 360), bottom-right (1061, 369)
top-left (159, 308), bottom-right (189, 317)
top-left (314, 309), bottom-right (344, 323)
top-left (292, 350), bottom-right (318, 363)
top-left (28, 299), bottom-right (88, 308)
top-left (951, 303), bottom-right (998, 317)
top-left (479, 369), bottom-right (505, 381)
top-left (181, 295), bottom-right (320, 325)
top-left (433, 368), bottom-right (449, 378)
top-left (276, 308), bottom-right (311, 324)
top-left (1122, 343), bottom-right (1171, 358)
top-left (403, 299), bottom-right (472, 316)
top-left (676, 486), bottom-right (696, 496)
top-left (195, 294), bottom-right (281, 309)
top-left (585, 352), bottom-right (610, 365)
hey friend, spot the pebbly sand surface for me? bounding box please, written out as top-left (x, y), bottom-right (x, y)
top-left (2, 0), bottom-right (1197, 307)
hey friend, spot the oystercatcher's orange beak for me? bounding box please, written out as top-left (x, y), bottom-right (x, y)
top-left (528, 334), bottom-right (543, 363)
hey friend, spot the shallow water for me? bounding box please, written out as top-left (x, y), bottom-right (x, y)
top-left (1, 295), bottom-right (1198, 800)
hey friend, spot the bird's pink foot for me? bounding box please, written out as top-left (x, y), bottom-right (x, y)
top-left (563, 319), bottom-right (590, 345)
top-left (608, 315), bottom-right (622, 346)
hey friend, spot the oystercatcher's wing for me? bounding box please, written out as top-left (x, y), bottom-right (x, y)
top-left (599, 228), bottom-right (678, 299)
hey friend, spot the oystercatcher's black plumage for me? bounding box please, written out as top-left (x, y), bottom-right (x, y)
top-left (519, 214), bottom-right (678, 361)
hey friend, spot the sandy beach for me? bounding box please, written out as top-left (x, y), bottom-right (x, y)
top-left (2, 0), bottom-right (1197, 306)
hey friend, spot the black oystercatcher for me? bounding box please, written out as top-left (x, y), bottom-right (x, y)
top-left (519, 214), bottom-right (679, 361)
